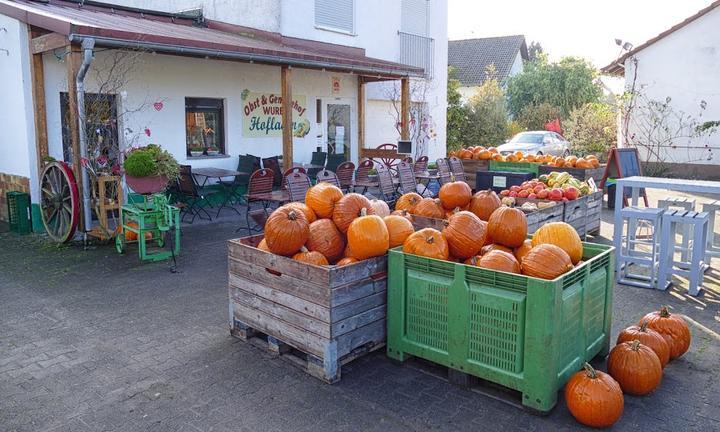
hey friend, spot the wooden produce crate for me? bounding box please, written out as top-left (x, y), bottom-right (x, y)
top-left (411, 214), bottom-right (447, 231)
top-left (538, 164), bottom-right (606, 182)
top-left (562, 191), bottom-right (603, 237)
top-left (460, 159), bottom-right (490, 190)
top-left (584, 191), bottom-right (603, 236)
top-left (515, 200), bottom-right (564, 233)
top-left (228, 235), bottom-right (387, 383)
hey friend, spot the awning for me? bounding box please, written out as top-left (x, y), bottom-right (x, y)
top-left (0, 0), bottom-right (424, 79)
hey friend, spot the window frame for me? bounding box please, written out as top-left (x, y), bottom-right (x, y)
top-left (314, 0), bottom-right (356, 36)
top-left (184, 97), bottom-right (226, 158)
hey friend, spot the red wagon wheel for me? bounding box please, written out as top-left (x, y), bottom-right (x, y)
top-left (376, 143), bottom-right (400, 173)
top-left (40, 161), bottom-right (80, 243)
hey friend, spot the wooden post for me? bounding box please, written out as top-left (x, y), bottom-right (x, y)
top-left (281, 66), bottom-right (293, 169)
top-left (400, 77), bottom-right (410, 141)
top-left (28, 28), bottom-right (49, 172)
top-left (66, 44), bottom-right (84, 226)
top-left (357, 76), bottom-right (365, 157)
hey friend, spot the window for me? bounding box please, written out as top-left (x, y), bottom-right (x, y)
top-left (401, 0), bottom-right (428, 36)
top-left (185, 98), bottom-right (225, 157)
top-left (315, 0), bottom-right (354, 34)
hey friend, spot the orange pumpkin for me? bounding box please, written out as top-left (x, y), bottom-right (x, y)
top-left (532, 222), bottom-right (583, 264)
top-left (477, 150), bottom-right (492, 160)
top-left (391, 209), bottom-right (414, 223)
top-left (607, 340), bottom-right (663, 396)
top-left (554, 158), bottom-right (566, 167)
top-left (305, 182), bottom-right (343, 218)
top-left (414, 198), bottom-right (445, 219)
top-left (565, 156), bottom-right (578, 167)
top-left (468, 190), bottom-right (501, 221)
top-left (464, 255), bottom-right (482, 266)
top-left (442, 211), bottom-right (487, 259)
top-left (370, 199), bottom-right (390, 217)
top-left (292, 246), bottom-right (329, 266)
top-left (346, 210), bottom-right (389, 260)
top-left (403, 228), bottom-right (449, 260)
top-left (479, 250), bottom-right (520, 274)
top-left (640, 307), bottom-right (691, 359)
top-left (617, 322), bottom-right (671, 368)
top-left (487, 206), bottom-right (527, 248)
top-left (264, 206), bottom-right (310, 256)
top-left (257, 238), bottom-right (270, 252)
top-left (285, 202), bottom-right (317, 224)
top-left (521, 244), bottom-right (573, 279)
top-left (575, 158), bottom-right (593, 169)
top-left (332, 193), bottom-right (374, 234)
top-left (481, 243), bottom-right (513, 255)
top-left (335, 257), bottom-right (359, 266)
top-left (306, 219), bottom-right (345, 263)
top-left (395, 192), bottom-right (422, 214)
top-left (384, 215), bottom-right (415, 248)
top-left (565, 363), bottom-right (624, 428)
top-left (438, 181), bottom-right (472, 210)
top-left (513, 239), bottom-right (533, 263)
top-left (458, 149), bottom-right (473, 159)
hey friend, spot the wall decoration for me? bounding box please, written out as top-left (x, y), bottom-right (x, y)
top-left (332, 76), bottom-right (341, 95)
top-left (153, 101), bottom-right (164, 111)
top-left (144, 128), bottom-right (151, 137)
top-left (242, 92), bottom-right (310, 138)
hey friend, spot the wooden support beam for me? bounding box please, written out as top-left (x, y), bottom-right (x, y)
top-left (28, 29), bottom-right (49, 172)
top-left (357, 76), bottom-right (365, 153)
top-left (400, 77), bottom-right (410, 141)
top-left (66, 44), bottom-right (85, 227)
top-left (281, 66), bottom-right (293, 169)
top-left (31, 32), bottom-right (69, 54)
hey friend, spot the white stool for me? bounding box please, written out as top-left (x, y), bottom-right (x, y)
top-left (658, 197), bottom-right (695, 261)
top-left (618, 207), bottom-right (665, 289)
top-left (658, 210), bottom-right (709, 296)
top-left (701, 200), bottom-right (720, 260)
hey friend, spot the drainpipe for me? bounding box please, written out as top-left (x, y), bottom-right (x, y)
top-left (76, 38), bottom-right (95, 237)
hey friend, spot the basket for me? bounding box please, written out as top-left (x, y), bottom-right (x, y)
top-left (6, 191), bottom-right (32, 234)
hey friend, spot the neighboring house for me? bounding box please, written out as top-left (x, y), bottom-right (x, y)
top-left (448, 35), bottom-right (528, 101)
top-left (602, 1), bottom-right (720, 176)
top-left (0, 0), bottom-right (447, 225)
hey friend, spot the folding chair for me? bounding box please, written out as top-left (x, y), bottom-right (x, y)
top-left (262, 156), bottom-right (283, 188)
top-left (414, 156), bottom-right (429, 173)
top-left (282, 166), bottom-right (306, 190)
top-left (325, 154), bottom-right (346, 173)
top-left (315, 169), bottom-right (341, 188)
top-left (219, 154), bottom-right (254, 204)
top-left (353, 159), bottom-right (378, 194)
top-left (402, 156), bottom-right (413, 164)
top-left (448, 157), bottom-right (467, 182)
top-left (286, 172), bottom-right (312, 202)
top-left (176, 165), bottom-right (217, 223)
top-left (376, 164), bottom-right (398, 206)
top-left (397, 162), bottom-right (418, 195)
top-left (238, 168), bottom-right (275, 232)
top-left (336, 161), bottom-right (355, 193)
top-left (436, 158), bottom-right (453, 185)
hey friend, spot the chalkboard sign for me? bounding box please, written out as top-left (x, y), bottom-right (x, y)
top-left (599, 147), bottom-right (648, 205)
top-left (397, 140), bottom-right (412, 154)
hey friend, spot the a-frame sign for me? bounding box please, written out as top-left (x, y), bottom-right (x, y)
top-left (599, 147), bottom-right (649, 206)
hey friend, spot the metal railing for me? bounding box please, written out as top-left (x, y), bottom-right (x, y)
top-left (398, 31), bottom-right (434, 78)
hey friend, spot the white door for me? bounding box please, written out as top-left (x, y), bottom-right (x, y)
top-left (321, 98), bottom-right (357, 164)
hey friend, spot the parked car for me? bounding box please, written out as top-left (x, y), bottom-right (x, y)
top-left (497, 131), bottom-right (571, 157)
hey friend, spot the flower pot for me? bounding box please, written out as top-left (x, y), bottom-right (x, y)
top-left (206, 150), bottom-right (220, 156)
top-left (190, 151), bottom-right (203, 157)
top-left (125, 175), bottom-right (169, 194)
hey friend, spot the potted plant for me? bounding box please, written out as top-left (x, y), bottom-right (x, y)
top-left (123, 144), bottom-right (179, 194)
top-left (368, 168), bottom-right (378, 181)
top-left (206, 145), bottom-right (220, 156)
top-left (188, 144), bottom-right (204, 157)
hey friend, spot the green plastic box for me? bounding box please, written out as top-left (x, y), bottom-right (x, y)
top-left (6, 191), bottom-right (32, 234)
top-left (386, 241), bottom-right (614, 413)
top-left (489, 160), bottom-right (541, 176)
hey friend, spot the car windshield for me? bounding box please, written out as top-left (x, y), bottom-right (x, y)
top-left (510, 133), bottom-right (544, 144)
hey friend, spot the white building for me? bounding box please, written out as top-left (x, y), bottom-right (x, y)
top-left (0, 0), bottom-right (447, 228)
top-left (602, 1), bottom-right (720, 178)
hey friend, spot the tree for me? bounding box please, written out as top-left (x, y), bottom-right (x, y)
top-left (384, 78), bottom-right (436, 160)
top-left (446, 66), bottom-right (467, 152)
top-left (527, 41), bottom-right (543, 62)
top-left (460, 66), bottom-right (508, 147)
top-left (506, 55), bottom-right (602, 118)
top-left (516, 103), bottom-right (561, 131)
top-left (564, 103), bottom-right (617, 160)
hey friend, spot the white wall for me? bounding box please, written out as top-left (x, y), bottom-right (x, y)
top-left (508, 51), bottom-right (524, 78)
top-left (623, 6), bottom-right (720, 165)
top-left (0, 15), bottom-right (38, 198)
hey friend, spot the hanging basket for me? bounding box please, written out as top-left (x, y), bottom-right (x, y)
top-left (125, 175), bottom-right (169, 194)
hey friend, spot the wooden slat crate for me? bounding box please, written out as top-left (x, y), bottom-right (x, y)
top-left (538, 165), bottom-right (606, 182)
top-left (460, 159), bottom-right (490, 190)
top-left (584, 191), bottom-right (603, 235)
top-left (515, 200), bottom-right (564, 233)
top-left (411, 214), bottom-right (447, 231)
top-left (563, 195), bottom-right (588, 236)
top-left (228, 235), bottom-right (387, 383)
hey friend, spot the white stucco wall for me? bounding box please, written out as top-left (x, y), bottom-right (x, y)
top-left (508, 51), bottom-right (524, 78)
top-left (623, 6), bottom-right (720, 165)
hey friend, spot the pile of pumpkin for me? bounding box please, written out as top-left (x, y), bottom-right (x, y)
top-left (449, 146), bottom-right (600, 168)
top-left (394, 182), bottom-right (584, 279)
top-left (565, 306), bottom-right (691, 428)
top-left (258, 182), bottom-right (416, 266)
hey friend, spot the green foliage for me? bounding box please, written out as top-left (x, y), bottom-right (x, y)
top-left (564, 103), bottom-right (617, 160)
top-left (506, 120), bottom-right (526, 140)
top-left (506, 55), bottom-right (602, 118)
top-left (516, 103), bottom-right (561, 131)
top-left (123, 144), bottom-right (179, 180)
top-left (528, 41), bottom-right (543, 62)
top-left (461, 69), bottom-right (508, 147)
top-left (123, 151), bottom-right (157, 177)
top-left (446, 66), bottom-right (467, 152)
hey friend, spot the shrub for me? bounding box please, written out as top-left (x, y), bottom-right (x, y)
top-left (123, 144), bottom-right (179, 179)
top-left (123, 151), bottom-right (157, 177)
top-left (516, 103), bottom-right (562, 131)
top-left (564, 103), bottom-right (617, 160)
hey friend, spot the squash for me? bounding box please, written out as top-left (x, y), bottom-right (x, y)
top-left (306, 219), bottom-right (345, 263)
top-left (438, 181), bottom-right (472, 210)
top-left (257, 238), bottom-right (270, 252)
top-left (370, 199), bottom-right (391, 217)
top-left (391, 209), bottom-right (414, 223)
top-left (124, 221), bottom-right (152, 242)
top-left (575, 158), bottom-right (592, 169)
top-left (285, 202), bottom-right (316, 224)
top-left (395, 192), bottom-right (422, 214)
top-left (479, 250), bottom-right (520, 274)
top-left (442, 211), bottom-right (486, 259)
top-left (292, 246), bottom-right (329, 266)
top-left (468, 190), bottom-right (501, 221)
top-left (305, 182), bottom-right (343, 218)
top-left (521, 244), bottom-right (573, 279)
top-left (640, 306), bottom-right (691, 360)
top-left (532, 222), bottom-right (583, 264)
top-left (458, 149), bottom-right (473, 159)
top-left (513, 239), bottom-right (533, 264)
top-left (335, 257), bottom-right (358, 266)
top-left (264, 205), bottom-right (310, 256)
top-left (617, 322), bottom-right (670, 368)
top-left (403, 228), bottom-right (449, 260)
top-left (414, 198), bottom-right (445, 219)
top-left (487, 206), bottom-right (527, 248)
top-left (346, 209), bottom-right (389, 260)
top-left (607, 340), bottom-right (663, 396)
top-left (383, 215), bottom-right (415, 248)
top-left (464, 255), bottom-right (482, 266)
top-left (565, 363), bottom-right (624, 428)
top-left (332, 193), bottom-right (374, 234)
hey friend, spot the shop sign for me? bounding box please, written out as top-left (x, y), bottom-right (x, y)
top-left (242, 92), bottom-right (311, 138)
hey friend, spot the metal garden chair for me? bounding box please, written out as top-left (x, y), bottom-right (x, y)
top-left (376, 164), bottom-right (398, 206)
top-left (238, 168), bottom-right (275, 232)
top-left (176, 165), bottom-right (217, 223)
top-left (448, 156), bottom-right (467, 182)
top-left (336, 161), bottom-right (355, 193)
top-left (414, 155), bottom-right (429, 173)
top-left (315, 169), bottom-right (341, 188)
top-left (286, 172), bottom-right (312, 202)
top-left (436, 158), bottom-right (453, 185)
top-left (282, 166), bottom-right (306, 190)
top-left (262, 156), bottom-right (283, 188)
top-left (397, 162), bottom-right (418, 195)
top-left (353, 159), bottom-right (377, 194)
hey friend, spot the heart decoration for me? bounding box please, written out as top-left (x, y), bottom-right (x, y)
top-left (153, 102), bottom-right (164, 111)
top-left (144, 128), bottom-right (151, 137)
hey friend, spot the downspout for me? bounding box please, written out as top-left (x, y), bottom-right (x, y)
top-left (76, 38), bottom-right (95, 237)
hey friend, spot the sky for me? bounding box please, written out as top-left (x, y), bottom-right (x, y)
top-left (448, 0), bottom-right (711, 70)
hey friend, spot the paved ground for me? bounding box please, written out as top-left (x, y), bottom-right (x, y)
top-left (1, 192), bottom-right (719, 432)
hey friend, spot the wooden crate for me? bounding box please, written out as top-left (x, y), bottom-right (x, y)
top-left (411, 214), bottom-right (447, 231)
top-left (515, 200), bottom-right (564, 233)
top-left (460, 159), bottom-right (489, 190)
top-left (228, 235), bottom-right (387, 383)
top-left (584, 191), bottom-right (603, 235)
top-left (563, 196), bottom-right (588, 236)
top-left (538, 165), bottom-right (606, 182)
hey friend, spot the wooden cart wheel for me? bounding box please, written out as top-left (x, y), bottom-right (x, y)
top-left (376, 143), bottom-right (399, 173)
top-left (40, 161), bottom-right (79, 243)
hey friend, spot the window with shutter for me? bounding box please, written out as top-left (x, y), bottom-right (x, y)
top-left (315, 0), bottom-right (354, 34)
top-left (401, 0), bottom-right (428, 36)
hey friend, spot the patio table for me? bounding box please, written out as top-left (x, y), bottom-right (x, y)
top-left (415, 171), bottom-right (440, 197)
top-left (192, 167), bottom-right (248, 217)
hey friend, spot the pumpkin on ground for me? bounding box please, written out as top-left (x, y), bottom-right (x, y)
top-left (391, 209), bottom-right (414, 223)
top-left (395, 192), bottom-right (422, 214)
top-left (257, 238), bottom-right (270, 252)
top-left (332, 193), bottom-right (374, 234)
top-left (264, 206), bottom-right (310, 256)
top-left (607, 340), bottom-right (663, 396)
top-left (565, 363), bottom-right (624, 428)
top-left (124, 221), bottom-right (152, 242)
top-left (403, 228), bottom-right (449, 260)
top-left (346, 210), bottom-right (389, 260)
top-left (370, 199), bottom-right (391, 217)
top-left (335, 257), bottom-right (358, 266)
top-left (292, 246), bottom-right (329, 266)
top-left (306, 219), bottom-right (346, 263)
top-left (468, 190), bottom-right (501, 221)
top-left (384, 215), bottom-right (415, 248)
top-left (438, 181), bottom-right (472, 210)
top-left (640, 306), bottom-right (691, 359)
top-left (513, 239), bottom-right (533, 263)
top-left (285, 202), bottom-right (316, 224)
top-left (414, 198), bottom-right (445, 219)
top-left (487, 206), bottom-right (527, 248)
top-left (532, 222), bottom-right (583, 264)
top-left (521, 244), bottom-right (573, 279)
top-left (479, 250), bottom-right (520, 274)
top-left (305, 182), bottom-right (343, 218)
top-left (442, 211), bottom-right (487, 259)
top-left (617, 322), bottom-right (670, 368)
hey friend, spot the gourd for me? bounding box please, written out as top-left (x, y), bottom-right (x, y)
top-left (257, 238), bottom-right (270, 252)
top-left (478, 250), bottom-right (520, 274)
top-left (335, 257), bottom-right (358, 266)
top-left (438, 181), bottom-right (472, 210)
top-left (395, 192), bottom-right (422, 213)
top-left (442, 211), bottom-right (487, 259)
top-left (264, 206), bottom-right (310, 256)
top-left (391, 209), bottom-right (414, 223)
top-left (402, 228), bottom-right (449, 260)
top-left (564, 363), bottom-right (624, 428)
top-left (305, 182), bottom-right (343, 218)
top-left (532, 222), bottom-right (583, 264)
top-left (306, 219), bottom-right (345, 263)
top-left (332, 193), bottom-right (374, 233)
top-left (346, 209), bottom-right (389, 260)
top-left (292, 246), bottom-right (329, 266)
top-left (487, 206), bottom-right (527, 247)
top-left (616, 322), bottom-right (670, 368)
top-left (468, 190), bottom-right (501, 221)
top-left (414, 198), bottom-right (445, 219)
top-left (383, 215), bottom-right (415, 248)
top-left (521, 244), bottom-right (573, 279)
top-left (607, 340), bottom-right (663, 396)
top-left (640, 306), bottom-right (691, 359)
top-left (285, 202), bottom-right (317, 224)
top-left (513, 239), bottom-right (533, 263)
top-left (370, 199), bottom-right (391, 217)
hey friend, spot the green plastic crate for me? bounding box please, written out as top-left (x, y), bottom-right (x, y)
top-left (489, 160), bottom-right (541, 176)
top-left (6, 191), bottom-right (32, 234)
top-left (386, 241), bottom-right (614, 413)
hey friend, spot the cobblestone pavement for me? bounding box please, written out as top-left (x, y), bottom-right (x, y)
top-left (1, 194), bottom-right (719, 432)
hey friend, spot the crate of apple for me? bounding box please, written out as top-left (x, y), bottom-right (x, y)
top-left (499, 180), bottom-right (580, 201)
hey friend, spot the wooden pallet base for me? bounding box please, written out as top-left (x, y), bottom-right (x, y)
top-left (231, 319), bottom-right (384, 383)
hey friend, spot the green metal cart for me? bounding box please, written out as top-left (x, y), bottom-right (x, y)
top-left (116, 194), bottom-right (180, 262)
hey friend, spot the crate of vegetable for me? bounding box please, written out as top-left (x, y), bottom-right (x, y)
top-left (515, 199), bottom-right (564, 233)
